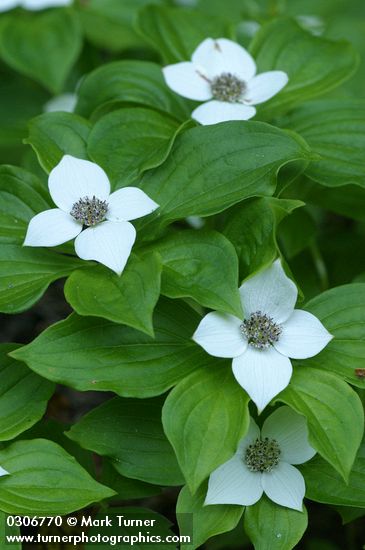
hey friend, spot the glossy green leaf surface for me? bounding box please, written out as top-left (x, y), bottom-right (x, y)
top-left (0, 9), bottom-right (82, 93)
top-left (75, 60), bottom-right (190, 121)
top-left (251, 18), bottom-right (359, 118)
top-left (0, 165), bottom-right (50, 245)
top-left (67, 396), bottom-right (183, 486)
top-left (301, 442), bottom-right (365, 507)
top-left (150, 230), bottom-right (242, 317)
top-left (139, 122), bottom-right (312, 235)
top-left (87, 107), bottom-right (180, 188)
top-left (0, 439), bottom-right (115, 515)
top-left (303, 284), bottom-right (365, 388)
top-left (244, 497), bottom-right (308, 550)
top-left (277, 367), bottom-right (363, 481)
top-left (136, 5), bottom-right (228, 63)
top-left (0, 245), bottom-right (83, 313)
top-left (25, 112), bottom-right (91, 173)
top-left (0, 344), bottom-right (54, 442)
top-left (163, 364), bottom-right (250, 492)
top-left (64, 252), bottom-right (161, 336)
top-left (11, 299), bottom-right (209, 397)
top-left (283, 99), bottom-right (365, 188)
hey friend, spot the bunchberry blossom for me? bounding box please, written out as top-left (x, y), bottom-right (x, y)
top-left (205, 406), bottom-right (316, 511)
top-left (193, 259), bottom-right (333, 412)
top-left (162, 37), bottom-right (288, 125)
top-left (44, 93), bottom-right (77, 114)
top-left (24, 155), bottom-right (159, 276)
top-left (0, 0), bottom-right (72, 11)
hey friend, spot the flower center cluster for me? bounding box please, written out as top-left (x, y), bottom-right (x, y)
top-left (245, 437), bottom-right (281, 473)
top-left (240, 311), bottom-right (282, 349)
top-left (210, 72), bottom-right (246, 102)
top-left (70, 196), bottom-right (108, 227)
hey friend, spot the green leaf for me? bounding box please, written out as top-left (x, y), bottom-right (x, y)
top-left (0, 344), bottom-right (54, 442)
top-left (277, 208), bottom-right (316, 259)
top-left (75, 60), bottom-right (190, 121)
top-left (101, 460), bottom-right (161, 500)
top-left (244, 496), bottom-right (308, 550)
top-left (15, 418), bottom-right (95, 476)
top-left (335, 506), bottom-right (365, 525)
top-left (0, 165), bottom-right (50, 245)
top-left (25, 112), bottom-right (91, 173)
top-left (136, 5), bottom-right (228, 63)
top-left (67, 396), bottom-right (183, 486)
top-left (177, 483), bottom-right (244, 550)
top-left (139, 122), bottom-right (312, 236)
top-left (87, 107), bottom-right (180, 188)
top-left (277, 367), bottom-right (363, 481)
top-left (303, 284), bottom-right (365, 388)
top-left (0, 67), bottom-right (48, 149)
top-left (149, 230), bottom-right (242, 317)
top-left (162, 364), bottom-right (250, 493)
top-left (64, 252), bottom-right (161, 336)
top-left (250, 18), bottom-right (359, 118)
top-left (11, 298), bottom-right (209, 397)
top-left (282, 99), bottom-right (365, 188)
top-left (0, 244), bottom-right (84, 313)
top-left (320, 230), bottom-right (365, 289)
top-left (287, 177), bottom-right (365, 223)
top-left (76, 0), bottom-right (163, 52)
top-left (301, 442), bottom-right (365, 507)
top-left (223, 197), bottom-right (303, 278)
top-left (0, 439), bottom-right (115, 515)
top-left (0, 9), bottom-right (82, 94)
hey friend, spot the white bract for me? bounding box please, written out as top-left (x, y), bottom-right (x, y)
top-left (0, 0), bottom-right (72, 11)
top-left (0, 465), bottom-right (9, 477)
top-left (162, 37), bottom-right (288, 125)
top-left (193, 260), bottom-right (333, 412)
top-left (206, 406), bottom-right (316, 511)
top-left (24, 155), bottom-right (159, 276)
top-left (44, 93), bottom-right (77, 113)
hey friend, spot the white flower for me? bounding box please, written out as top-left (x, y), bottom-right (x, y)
top-left (162, 37), bottom-right (288, 125)
top-left (205, 406), bottom-right (316, 511)
top-left (0, 0), bottom-right (72, 11)
top-left (193, 259), bottom-right (333, 412)
top-left (44, 93), bottom-right (77, 113)
top-left (0, 465), bottom-right (9, 476)
top-left (185, 216), bottom-right (205, 229)
top-left (24, 155), bottom-right (159, 276)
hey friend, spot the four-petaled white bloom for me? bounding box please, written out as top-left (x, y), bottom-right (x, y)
top-left (0, 0), bottom-right (72, 11)
top-left (193, 260), bottom-right (333, 412)
top-left (205, 406), bottom-right (316, 511)
top-left (24, 155), bottom-right (159, 276)
top-left (162, 37), bottom-right (288, 125)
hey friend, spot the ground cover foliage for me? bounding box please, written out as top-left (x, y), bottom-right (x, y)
top-left (0, 0), bottom-right (365, 548)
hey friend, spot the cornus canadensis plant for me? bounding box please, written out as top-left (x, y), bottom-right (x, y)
top-left (193, 260), bottom-right (333, 412)
top-left (162, 37), bottom-right (288, 124)
top-left (205, 407), bottom-right (315, 510)
top-left (0, 2), bottom-right (365, 549)
top-left (24, 155), bottom-right (159, 275)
